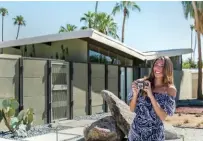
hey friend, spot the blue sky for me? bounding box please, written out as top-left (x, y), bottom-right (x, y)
top-left (0, 1), bottom-right (197, 61)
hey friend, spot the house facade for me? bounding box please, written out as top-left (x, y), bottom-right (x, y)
top-left (0, 29), bottom-right (192, 126)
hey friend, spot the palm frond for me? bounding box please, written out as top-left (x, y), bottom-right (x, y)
top-left (132, 3), bottom-right (141, 12)
top-left (0, 7), bottom-right (8, 16)
top-left (181, 1), bottom-right (194, 19)
top-left (112, 2), bottom-right (121, 15)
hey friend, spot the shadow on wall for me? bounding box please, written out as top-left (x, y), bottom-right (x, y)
top-left (14, 59), bottom-right (19, 108)
top-left (43, 61), bottom-right (47, 123)
top-left (173, 70), bottom-right (183, 102)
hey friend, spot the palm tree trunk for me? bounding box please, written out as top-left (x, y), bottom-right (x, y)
top-left (94, 1), bottom-right (99, 28)
top-left (121, 8), bottom-right (127, 43)
top-left (95, 1), bottom-right (98, 14)
top-left (2, 15), bottom-right (3, 42)
top-left (1, 15), bottom-right (3, 54)
top-left (193, 31), bottom-right (197, 61)
top-left (191, 26), bottom-right (193, 61)
top-left (16, 25), bottom-right (20, 40)
top-left (192, 1), bottom-right (203, 99)
top-left (197, 31), bottom-right (203, 99)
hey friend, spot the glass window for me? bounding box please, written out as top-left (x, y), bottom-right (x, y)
top-left (120, 67), bottom-right (125, 102)
top-left (88, 43), bottom-right (133, 66)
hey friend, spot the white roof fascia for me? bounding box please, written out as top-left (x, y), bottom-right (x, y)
top-left (0, 29), bottom-right (93, 48)
top-left (91, 29), bottom-right (146, 60)
top-left (144, 48), bottom-right (193, 60)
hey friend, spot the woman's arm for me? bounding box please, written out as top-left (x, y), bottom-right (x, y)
top-left (150, 86), bottom-right (177, 121)
top-left (129, 93), bottom-right (138, 112)
top-left (144, 81), bottom-right (177, 121)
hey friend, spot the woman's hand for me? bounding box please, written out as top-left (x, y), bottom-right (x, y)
top-left (132, 81), bottom-right (139, 98)
top-left (129, 80), bottom-right (139, 112)
top-left (143, 80), bottom-right (153, 99)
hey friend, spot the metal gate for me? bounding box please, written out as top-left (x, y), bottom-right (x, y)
top-left (51, 61), bottom-right (70, 121)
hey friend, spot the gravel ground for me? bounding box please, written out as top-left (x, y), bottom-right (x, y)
top-left (0, 112), bottom-right (111, 141)
top-left (0, 124), bottom-right (70, 140)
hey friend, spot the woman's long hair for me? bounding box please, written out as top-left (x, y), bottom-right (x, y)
top-left (145, 56), bottom-right (174, 89)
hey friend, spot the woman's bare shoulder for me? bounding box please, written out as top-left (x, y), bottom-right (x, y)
top-left (166, 84), bottom-right (177, 97)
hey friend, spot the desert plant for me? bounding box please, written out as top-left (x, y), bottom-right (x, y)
top-left (196, 123), bottom-right (201, 128)
top-left (183, 119), bottom-right (189, 124)
top-left (0, 98), bottom-right (34, 137)
top-left (174, 123), bottom-right (182, 127)
top-left (195, 113), bottom-right (202, 117)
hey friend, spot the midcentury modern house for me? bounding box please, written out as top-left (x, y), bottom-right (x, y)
top-left (0, 29), bottom-right (192, 126)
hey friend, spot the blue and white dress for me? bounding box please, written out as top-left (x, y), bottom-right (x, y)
top-left (127, 89), bottom-right (176, 141)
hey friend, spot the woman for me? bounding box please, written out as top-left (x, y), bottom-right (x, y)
top-left (127, 56), bottom-right (177, 141)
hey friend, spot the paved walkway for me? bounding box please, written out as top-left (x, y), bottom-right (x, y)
top-left (0, 119), bottom-right (203, 141)
top-left (23, 120), bottom-right (94, 141)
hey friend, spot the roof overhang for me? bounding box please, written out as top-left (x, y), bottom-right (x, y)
top-left (143, 48), bottom-right (193, 60)
top-left (0, 29), bottom-right (193, 61)
top-left (0, 29), bottom-right (146, 60)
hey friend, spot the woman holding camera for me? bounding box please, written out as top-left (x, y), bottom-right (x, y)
top-left (127, 56), bottom-right (177, 141)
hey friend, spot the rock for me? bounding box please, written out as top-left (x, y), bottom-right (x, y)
top-left (101, 90), bottom-right (135, 135)
top-left (83, 116), bottom-right (125, 141)
top-left (100, 90), bottom-right (182, 140)
top-left (164, 122), bottom-right (183, 140)
top-left (14, 124), bottom-right (27, 137)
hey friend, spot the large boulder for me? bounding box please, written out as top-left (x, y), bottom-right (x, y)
top-left (100, 90), bottom-right (135, 135)
top-left (100, 90), bottom-right (182, 140)
top-left (83, 116), bottom-right (125, 141)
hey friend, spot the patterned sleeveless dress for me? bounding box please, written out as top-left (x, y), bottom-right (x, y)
top-left (127, 89), bottom-right (176, 141)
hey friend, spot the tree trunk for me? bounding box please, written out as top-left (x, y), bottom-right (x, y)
top-left (94, 1), bottom-right (98, 28)
top-left (193, 31), bottom-right (197, 61)
top-left (0, 15), bottom-right (3, 54)
top-left (197, 31), bottom-right (203, 99)
top-left (192, 1), bottom-right (203, 99)
top-left (2, 16), bottom-right (3, 42)
top-left (121, 8), bottom-right (127, 43)
top-left (16, 25), bottom-right (20, 40)
top-left (191, 26), bottom-right (193, 61)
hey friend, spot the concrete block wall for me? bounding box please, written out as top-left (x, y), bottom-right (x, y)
top-left (23, 59), bottom-right (47, 125)
top-left (0, 58), bottom-right (19, 100)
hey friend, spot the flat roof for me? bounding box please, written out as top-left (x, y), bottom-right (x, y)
top-left (0, 29), bottom-right (192, 61)
top-left (143, 48), bottom-right (193, 60)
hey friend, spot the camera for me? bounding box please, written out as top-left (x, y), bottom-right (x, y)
top-left (134, 80), bottom-right (149, 89)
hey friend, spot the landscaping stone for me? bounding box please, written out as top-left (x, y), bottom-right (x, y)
top-left (101, 90), bottom-right (135, 135)
top-left (83, 116), bottom-right (125, 141)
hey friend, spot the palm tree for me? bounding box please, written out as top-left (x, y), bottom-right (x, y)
top-left (182, 1), bottom-right (203, 99)
top-left (13, 15), bottom-right (26, 40)
top-left (80, 11), bottom-right (119, 39)
top-left (59, 24), bottom-right (77, 33)
top-left (0, 7), bottom-right (8, 42)
top-left (95, 12), bottom-right (119, 39)
top-left (80, 11), bottom-right (95, 30)
top-left (112, 1), bottom-right (141, 43)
